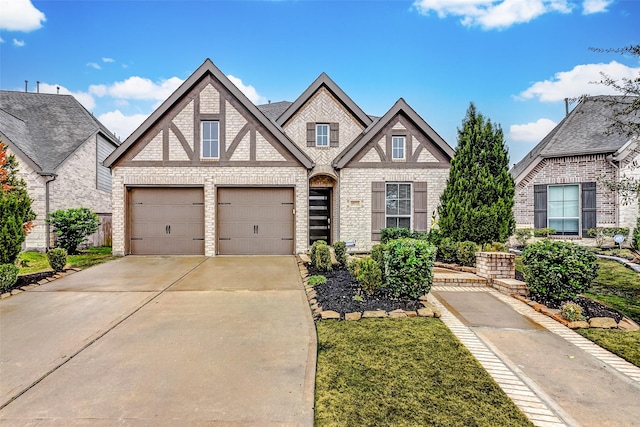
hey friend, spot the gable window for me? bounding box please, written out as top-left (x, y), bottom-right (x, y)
top-left (386, 183), bottom-right (411, 228)
top-left (316, 124), bottom-right (329, 147)
top-left (548, 184), bottom-right (579, 236)
top-left (202, 121), bottom-right (219, 159)
top-left (392, 136), bottom-right (405, 160)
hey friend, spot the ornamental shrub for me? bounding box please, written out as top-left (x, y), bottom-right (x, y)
top-left (356, 257), bottom-right (383, 295)
top-left (311, 240), bottom-right (332, 271)
top-left (380, 227), bottom-right (412, 244)
top-left (513, 228), bottom-right (533, 247)
top-left (307, 275), bottom-right (327, 287)
top-left (333, 241), bottom-right (347, 265)
top-left (370, 244), bottom-right (386, 273)
top-left (533, 227), bottom-right (555, 238)
top-left (482, 242), bottom-right (508, 252)
top-left (47, 208), bottom-right (99, 254)
top-left (437, 237), bottom-right (458, 264)
top-left (383, 238), bottom-right (436, 299)
top-left (522, 240), bottom-right (598, 302)
top-left (457, 241), bottom-right (479, 267)
top-left (0, 263), bottom-right (19, 293)
top-left (47, 248), bottom-right (67, 272)
top-left (560, 301), bottom-right (585, 322)
top-left (347, 257), bottom-right (360, 278)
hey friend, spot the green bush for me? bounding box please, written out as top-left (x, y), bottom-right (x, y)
top-left (356, 257), bottom-right (383, 295)
top-left (307, 275), bottom-right (327, 287)
top-left (347, 257), bottom-right (360, 278)
top-left (370, 244), bottom-right (386, 273)
top-left (522, 240), bottom-right (598, 302)
top-left (47, 248), bottom-right (67, 272)
top-left (437, 237), bottom-right (458, 264)
top-left (634, 217), bottom-right (640, 250)
top-left (513, 228), bottom-right (533, 247)
top-left (46, 208), bottom-right (99, 254)
top-left (311, 240), bottom-right (332, 271)
top-left (457, 241), bottom-right (479, 267)
top-left (0, 263), bottom-right (19, 293)
top-left (533, 227), bottom-right (555, 237)
top-left (383, 238), bottom-right (436, 299)
top-left (380, 227), bottom-right (428, 244)
top-left (560, 301), bottom-right (585, 322)
top-left (333, 241), bottom-right (347, 265)
top-left (481, 242), bottom-right (508, 252)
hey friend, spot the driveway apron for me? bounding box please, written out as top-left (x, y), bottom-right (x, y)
top-left (0, 256), bottom-right (316, 426)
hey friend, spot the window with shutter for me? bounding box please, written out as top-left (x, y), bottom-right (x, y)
top-left (413, 182), bottom-right (428, 232)
top-left (330, 122), bottom-right (339, 147)
top-left (306, 123), bottom-right (315, 147)
top-left (316, 124), bottom-right (329, 147)
top-left (385, 183), bottom-right (412, 229)
top-left (533, 184), bottom-right (547, 230)
top-left (548, 184), bottom-right (579, 236)
top-left (582, 182), bottom-right (596, 236)
top-left (371, 182), bottom-right (385, 241)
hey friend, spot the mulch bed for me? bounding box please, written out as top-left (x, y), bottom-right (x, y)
top-left (307, 264), bottom-right (422, 315)
top-left (532, 294), bottom-right (623, 323)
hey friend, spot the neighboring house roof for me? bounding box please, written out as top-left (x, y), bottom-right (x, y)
top-left (257, 101), bottom-right (292, 121)
top-left (105, 59), bottom-right (314, 169)
top-left (0, 90), bottom-right (120, 173)
top-left (511, 95), bottom-right (638, 183)
top-left (333, 98), bottom-right (455, 169)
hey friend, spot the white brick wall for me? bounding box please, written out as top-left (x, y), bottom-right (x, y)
top-left (174, 100), bottom-right (194, 150)
top-left (619, 147), bottom-right (640, 231)
top-left (200, 84), bottom-right (219, 115)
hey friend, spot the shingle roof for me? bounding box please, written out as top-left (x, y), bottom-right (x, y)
top-left (511, 95), bottom-right (638, 181)
top-left (0, 91), bottom-right (119, 173)
top-left (257, 101), bottom-right (292, 121)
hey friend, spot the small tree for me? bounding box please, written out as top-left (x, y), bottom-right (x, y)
top-left (0, 141), bottom-right (36, 264)
top-left (47, 208), bottom-right (99, 254)
top-left (438, 103), bottom-right (515, 245)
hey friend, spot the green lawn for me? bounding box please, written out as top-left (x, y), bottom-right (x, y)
top-left (576, 329), bottom-right (640, 367)
top-left (587, 259), bottom-right (640, 324)
top-left (315, 318), bottom-right (533, 427)
top-left (18, 246), bottom-right (118, 275)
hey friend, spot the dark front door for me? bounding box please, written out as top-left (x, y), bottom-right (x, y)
top-left (309, 188), bottom-right (331, 245)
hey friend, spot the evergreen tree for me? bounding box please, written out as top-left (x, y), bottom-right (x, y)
top-left (437, 103), bottom-right (515, 244)
top-left (0, 141), bottom-right (36, 264)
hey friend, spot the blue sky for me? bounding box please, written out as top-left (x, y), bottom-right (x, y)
top-left (1, 0), bottom-right (638, 164)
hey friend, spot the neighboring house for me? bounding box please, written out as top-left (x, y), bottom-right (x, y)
top-left (511, 95), bottom-right (640, 239)
top-left (0, 91), bottom-right (121, 250)
top-left (104, 59), bottom-right (454, 256)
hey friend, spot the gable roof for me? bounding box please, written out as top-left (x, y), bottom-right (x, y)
top-left (0, 91), bottom-right (120, 173)
top-left (333, 98), bottom-right (454, 169)
top-left (105, 59), bottom-right (314, 169)
top-left (511, 95), bottom-right (638, 182)
top-left (257, 101), bottom-right (292, 121)
top-left (276, 73), bottom-right (373, 129)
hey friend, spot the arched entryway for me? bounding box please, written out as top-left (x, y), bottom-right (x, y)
top-left (309, 173), bottom-right (337, 246)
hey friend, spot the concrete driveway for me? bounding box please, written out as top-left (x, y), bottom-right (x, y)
top-left (0, 256), bottom-right (316, 426)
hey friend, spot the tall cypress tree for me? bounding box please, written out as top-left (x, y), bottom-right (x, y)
top-left (437, 103), bottom-right (515, 244)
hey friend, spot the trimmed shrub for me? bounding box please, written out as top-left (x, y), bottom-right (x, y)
top-left (46, 208), bottom-right (99, 254)
top-left (457, 241), bottom-right (479, 267)
top-left (307, 275), bottom-right (327, 287)
top-left (333, 241), bottom-right (347, 265)
top-left (370, 244), bottom-right (386, 272)
top-left (47, 248), bottom-right (67, 272)
top-left (437, 237), bottom-right (458, 264)
top-left (311, 240), bottom-right (332, 271)
top-left (347, 257), bottom-right (360, 278)
top-left (522, 240), bottom-right (598, 302)
top-left (381, 227), bottom-right (412, 244)
top-left (513, 228), bottom-right (533, 247)
top-left (482, 242), bottom-right (508, 252)
top-left (356, 257), bottom-right (383, 295)
top-left (533, 227), bottom-right (555, 238)
top-left (560, 301), bottom-right (585, 322)
top-left (383, 238), bottom-right (436, 299)
top-left (0, 263), bottom-right (19, 293)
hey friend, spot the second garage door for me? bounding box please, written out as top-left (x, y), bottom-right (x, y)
top-left (217, 188), bottom-right (294, 255)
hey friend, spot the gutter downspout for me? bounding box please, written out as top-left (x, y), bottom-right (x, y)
top-left (38, 172), bottom-right (57, 249)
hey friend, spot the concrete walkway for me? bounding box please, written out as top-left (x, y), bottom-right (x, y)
top-left (430, 287), bottom-right (640, 427)
top-left (0, 256), bottom-right (316, 426)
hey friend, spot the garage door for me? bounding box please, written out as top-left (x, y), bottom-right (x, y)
top-left (217, 188), bottom-right (294, 255)
top-left (129, 188), bottom-right (204, 255)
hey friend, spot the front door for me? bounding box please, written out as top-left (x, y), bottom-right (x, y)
top-left (309, 188), bottom-right (331, 245)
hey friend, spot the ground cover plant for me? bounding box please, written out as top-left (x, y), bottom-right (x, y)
top-left (315, 319), bottom-right (533, 426)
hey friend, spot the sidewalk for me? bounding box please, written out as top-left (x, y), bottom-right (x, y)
top-left (429, 287), bottom-right (640, 427)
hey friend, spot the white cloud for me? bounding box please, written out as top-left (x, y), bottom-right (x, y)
top-left (411, 0), bottom-right (612, 29)
top-left (227, 75), bottom-right (268, 105)
top-left (0, 0), bottom-right (46, 31)
top-left (583, 0), bottom-right (612, 14)
top-left (102, 57), bottom-right (115, 63)
top-left (88, 84), bottom-right (108, 97)
top-left (97, 110), bottom-right (148, 141)
top-left (13, 38), bottom-right (25, 47)
top-left (0, 37), bottom-right (4, 43)
top-left (105, 76), bottom-right (184, 101)
top-left (87, 62), bottom-right (101, 70)
top-left (38, 83), bottom-right (96, 110)
top-left (518, 61), bottom-right (640, 102)
top-left (508, 118), bottom-right (557, 142)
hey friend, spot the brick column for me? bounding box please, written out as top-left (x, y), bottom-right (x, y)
top-left (475, 252), bottom-right (515, 280)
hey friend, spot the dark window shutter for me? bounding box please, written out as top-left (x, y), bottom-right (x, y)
top-left (330, 122), bottom-right (339, 147)
top-left (307, 123), bottom-right (315, 147)
top-left (371, 182), bottom-right (385, 241)
top-left (413, 182), bottom-right (428, 232)
top-left (534, 184), bottom-right (547, 229)
top-left (582, 182), bottom-right (596, 236)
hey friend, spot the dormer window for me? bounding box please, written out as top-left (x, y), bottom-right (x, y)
top-left (392, 136), bottom-right (405, 160)
top-left (316, 124), bottom-right (329, 147)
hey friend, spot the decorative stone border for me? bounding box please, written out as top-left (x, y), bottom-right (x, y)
top-left (0, 269), bottom-right (82, 300)
top-left (296, 256), bottom-right (441, 321)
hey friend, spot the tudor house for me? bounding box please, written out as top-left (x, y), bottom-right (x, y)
top-left (511, 95), bottom-right (639, 239)
top-left (104, 59), bottom-right (454, 256)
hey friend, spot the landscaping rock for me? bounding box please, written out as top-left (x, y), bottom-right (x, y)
top-left (37, 279), bottom-right (49, 285)
top-left (362, 310), bottom-right (387, 318)
top-left (306, 290), bottom-right (317, 300)
top-left (418, 295), bottom-right (429, 302)
top-left (320, 310), bottom-right (340, 320)
top-left (389, 309), bottom-right (408, 319)
top-left (404, 310), bottom-right (417, 318)
top-left (310, 303), bottom-right (319, 312)
top-left (299, 254), bottom-right (311, 264)
top-left (1, 292), bottom-right (10, 299)
top-left (20, 285), bottom-right (37, 291)
top-left (568, 321), bottom-right (590, 329)
top-left (345, 312), bottom-right (362, 321)
top-left (417, 307), bottom-right (434, 317)
top-left (589, 317), bottom-right (618, 329)
top-left (11, 289), bottom-right (23, 295)
top-left (618, 317), bottom-right (640, 331)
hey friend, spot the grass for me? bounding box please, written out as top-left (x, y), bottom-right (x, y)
top-left (17, 246), bottom-right (118, 275)
top-left (315, 318), bottom-right (533, 427)
top-left (576, 329), bottom-right (640, 367)
top-left (586, 259), bottom-right (640, 324)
